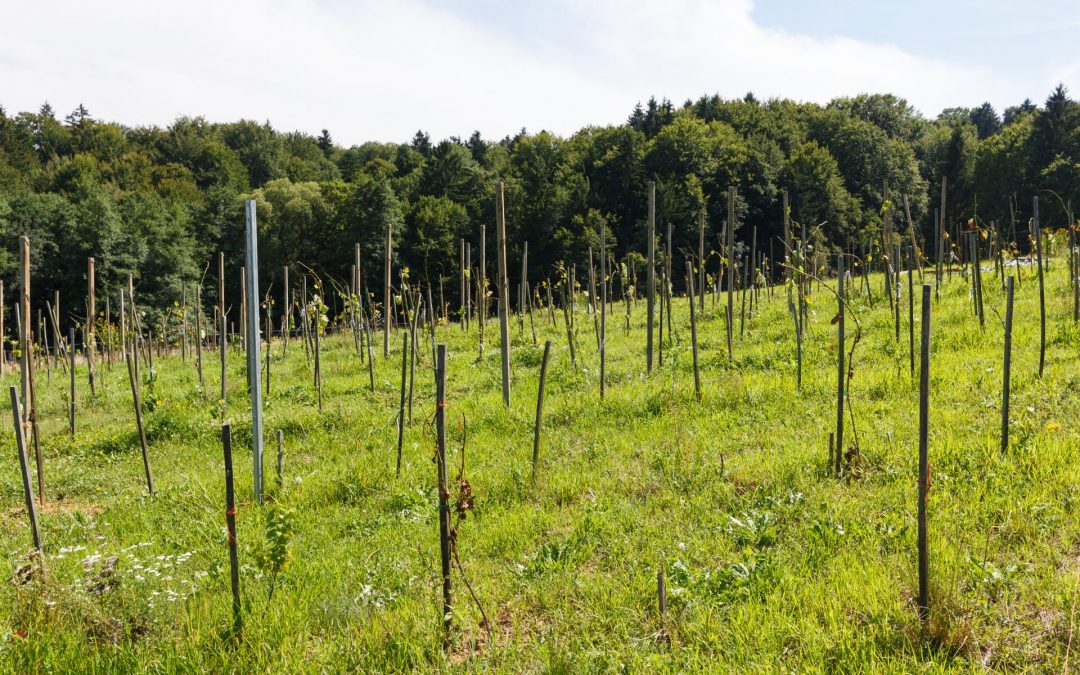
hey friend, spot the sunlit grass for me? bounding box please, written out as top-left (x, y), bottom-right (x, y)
top-left (0, 251), bottom-right (1077, 671)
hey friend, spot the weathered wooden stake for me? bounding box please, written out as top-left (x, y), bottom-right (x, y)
top-left (903, 194), bottom-right (924, 282)
top-left (87, 257), bottom-right (96, 390)
top-left (126, 333), bottom-right (155, 496)
top-left (658, 566), bottom-right (667, 617)
top-left (936, 179), bottom-right (946, 297)
top-left (384, 221), bottom-right (392, 358)
top-left (221, 422), bottom-right (242, 633)
top-left (917, 284), bottom-right (932, 622)
top-left (835, 257), bottom-right (846, 468)
top-left (1001, 275), bottom-right (1014, 454)
top-left (396, 332), bottom-right (408, 477)
top-left (19, 239), bottom-right (44, 505)
top-left (698, 210), bottom-right (706, 312)
top-left (195, 285), bottom-right (204, 387)
top-left (313, 293), bottom-right (323, 413)
top-left (1032, 197), bottom-right (1046, 378)
top-left (69, 327), bottom-right (76, 435)
top-left (219, 254), bottom-right (227, 408)
top-left (726, 186), bottom-right (735, 360)
top-left (495, 181), bottom-right (512, 405)
top-left (599, 222), bottom-right (607, 400)
top-left (9, 387), bottom-right (42, 550)
top-left (687, 259), bottom-right (701, 401)
top-left (434, 344), bottom-right (452, 645)
top-left (532, 340), bottom-right (551, 478)
top-left (647, 181), bottom-right (656, 373)
top-left (907, 251), bottom-right (915, 378)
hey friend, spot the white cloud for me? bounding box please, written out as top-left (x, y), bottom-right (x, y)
top-left (0, 0), bottom-right (1063, 145)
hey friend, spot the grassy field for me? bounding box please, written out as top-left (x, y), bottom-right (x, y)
top-left (0, 247), bottom-right (1078, 672)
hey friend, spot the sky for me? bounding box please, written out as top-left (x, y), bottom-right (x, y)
top-left (1, 0), bottom-right (1077, 146)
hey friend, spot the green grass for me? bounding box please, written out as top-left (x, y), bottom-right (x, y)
top-left (0, 249), bottom-right (1078, 672)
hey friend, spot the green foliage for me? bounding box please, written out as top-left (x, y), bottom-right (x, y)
top-left (1, 87), bottom-right (1079, 324)
top-left (0, 258), bottom-right (1077, 670)
top-left (250, 503), bottom-right (296, 601)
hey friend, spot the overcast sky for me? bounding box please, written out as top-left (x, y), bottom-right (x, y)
top-left (2, 0), bottom-right (1077, 146)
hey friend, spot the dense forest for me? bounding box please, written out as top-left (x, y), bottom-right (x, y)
top-left (0, 86), bottom-right (1077, 319)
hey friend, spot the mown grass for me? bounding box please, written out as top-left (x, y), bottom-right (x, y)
top-left (0, 246), bottom-right (1077, 672)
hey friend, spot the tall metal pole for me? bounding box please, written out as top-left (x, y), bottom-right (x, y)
top-left (495, 181), bottom-right (512, 405)
top-left (244, 200), bottom-right (264, 502)
top-left (646, 181), bottom-right (656, 373)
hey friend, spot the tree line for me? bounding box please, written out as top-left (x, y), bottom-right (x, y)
top-left (0, 86), bottom-right (1077, 321)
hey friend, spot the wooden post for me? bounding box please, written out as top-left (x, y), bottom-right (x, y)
top-left (660, 216), bottom-right (669, 336)
top-left (126, 332), bottom-right (155, 496)
top-left (657, 259), bottom-right (664, 367)
top-left (740, 255), bottom-right (748, 338)
top-left (69, 327), bottom-right (76, 435)
top-left (658, 566), bottom-right (667, 617)
top-left (917, 284), bottom-right (932, 622)
top-left (894, 243), bottom-right (902, 343)
top-left (975, 233), bottom-right (985, 328)
top-left (782, 190), bottom-right (791, 282)
top-left (903, 195), bottom-right (924, 282)
top-left (521, 241), bottom-right (529, 321)
top-left (936, 178), bottom-right (946, 297)
top-left (460, 238), bottom-right (466, 331)
top-left (687, 259), bottom-right (701, 401)
top-left (0, 280), bottom-right (4, 375)
top-left (282, 265), bottom-right (290, 353)
top-left (364, 302), bottom-right (375, 391)
top-left (300, 276), bottom-right (310, 364)
top-left (350, 265), bottom-right (360, 354)
top-left (264, 312), bottom-right (271, 396)
top-left (465, 242), bottom-right (472, 328)
top-left (20, 239), bottom-right (44, 505)
top-left (599, 222), bottom-right (606, 400)
top-left (532, 340), bottom-right (551, 478)
top-left (119, 288), bottom-right (126, 361)
top-left (434, 344), bottom-right (452, 645)
top-left (313, 293), bottom-right (322, 413)
top-left (726, 186), bottom-right (735, 360)
top-left (221, 422), bottom-right (242, 633)
top-left (407, 291), bottom-right (418, 423)
top-left (181, 283), bottom-right (188, 362)
top-left (495, 181), bottom-right (512, 405)
top-left (647, 181), bottom-right (656, 373)
top-left (835, 256), bottom-right (845, 468)
top-left (384, 221), bottom-right (392, 358)
top-left (1069, 200), bottom-right (1077, 323)
top-left (1001, 276), bottom-right (1014, 454)
top-left (749, 226), bottom-right (758, 317)
top-left (354, 243), bottom-right (363, 354)
top-left (907, 250), bottom-right (915, 378)
top-left (396, 332), bottom-right (408, 476)
top-left (87, 257), bottom-right (96, 390)
top-left (105, 297), bottom-right (112, 369)
top-left (698, 210), bottom-right (706, 311)
top-left (561, 272), bottom-right (576, 370)
top-left (219, 254), bottom-right (227, 407)
top-left (9, 387), bottom-right (42, 550)
top-left (479, 220), bottom-right (486, 357)
top-left (195, 285), bottom-right (204, 388)
top-left (1032, 197), bottom-right (1046, 378)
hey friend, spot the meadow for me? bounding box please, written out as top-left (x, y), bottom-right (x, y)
top-left (0, 244), bottom-right (1078, 673)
